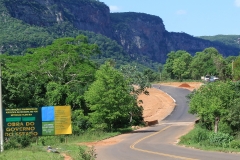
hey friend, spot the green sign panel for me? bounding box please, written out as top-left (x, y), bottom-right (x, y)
top-left (3, 106), bottom-right (72, 137)
top-left (3, 108), bottom-right (42, 137)
top-left (42, 122), bottom-right (55, 135)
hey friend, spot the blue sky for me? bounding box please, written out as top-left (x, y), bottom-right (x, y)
top-left (100, 0), bottom-right (240, 37)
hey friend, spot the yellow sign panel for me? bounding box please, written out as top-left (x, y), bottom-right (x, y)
top-left (54, 106), bottom-right (72, 134)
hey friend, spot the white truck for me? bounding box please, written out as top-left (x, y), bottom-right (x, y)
top-left (201, 75), bottom-right (219, 82)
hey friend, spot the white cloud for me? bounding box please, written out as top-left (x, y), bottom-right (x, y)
top-left (235, 0), bottom-right (240, 7)
top-left (109, 5), bottom-right (121, 12)
top-left (176, 10), bottom-right (187, 15)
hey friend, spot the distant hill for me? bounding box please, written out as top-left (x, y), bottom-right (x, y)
top-left (0, 0), bottom-right (240, 65)
top-left (198, 35), bottom-right (240, 50)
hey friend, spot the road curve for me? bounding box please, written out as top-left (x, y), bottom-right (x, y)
top-left (96, 85), bottom-right (240, 160)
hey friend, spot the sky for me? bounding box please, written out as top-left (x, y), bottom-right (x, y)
top-left (100, 0), bottom-right (240, 37)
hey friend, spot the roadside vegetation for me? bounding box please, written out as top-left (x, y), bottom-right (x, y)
top-left (179, 81), bottom-right (240, 152)
top-left (0, 130), bottom-right (126, 160)
top-left (0, 35), bottom-right (149, 159)
top-left (1, 33), bottom-right (240, 159)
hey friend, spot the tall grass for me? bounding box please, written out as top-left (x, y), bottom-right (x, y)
top-left (0, 129), bottom-right (129, 160)
top-left (179, 125), bottom-right (240, 152)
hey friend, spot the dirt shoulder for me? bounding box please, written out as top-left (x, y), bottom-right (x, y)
top-left (85, 82), bottom-right (202, 147)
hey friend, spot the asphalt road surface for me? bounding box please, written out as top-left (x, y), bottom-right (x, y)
top-left (96, 85), bottom-right (240, 160)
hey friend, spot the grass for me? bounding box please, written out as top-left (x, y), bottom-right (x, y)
top-left (0, 146), bottom-right (64, 160)
top-left (0, 130), bottom-right (130, 160)
top-left (178, 126), bottom-right (240, 153)
top-left (179, 142), bottom-right (240, 153)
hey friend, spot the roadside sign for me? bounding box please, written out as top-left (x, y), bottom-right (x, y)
top-left (3, 108), bottom-right (41, 137)
top-left (3, 106), bottom-right (72, 137)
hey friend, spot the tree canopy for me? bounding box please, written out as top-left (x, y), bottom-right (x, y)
top-left (1, 35), bottom-right (99, 110)
top-left (84, 62), bottom-right (142, 131)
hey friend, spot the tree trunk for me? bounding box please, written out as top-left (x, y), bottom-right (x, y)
top-left (214, 117), bottom-right (220, 133)
top-left (129, 112), bottom-right (132, 123)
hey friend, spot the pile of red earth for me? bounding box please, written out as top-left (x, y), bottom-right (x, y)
top-left (178, 83), bottom-right (191, 88)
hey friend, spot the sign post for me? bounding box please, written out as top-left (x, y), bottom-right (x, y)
top-left (0, 60), bottom-right (3, 152)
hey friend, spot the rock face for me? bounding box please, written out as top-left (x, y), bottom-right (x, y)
top-left (2, 0), bottom-right (240, 63)
top-left (4, 0), bottom-right (111, 36)
top-left (110, 13), bottom-right (168, 63)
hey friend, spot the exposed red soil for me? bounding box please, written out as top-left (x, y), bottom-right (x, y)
top-left (178, 83), bottom-right (191, 88)
top-left (160, 82), bottom-right (203, 91)
top-left (62, 153), bottom-right (72, 160)
top-left (73, 82), bottom-right (203, 155)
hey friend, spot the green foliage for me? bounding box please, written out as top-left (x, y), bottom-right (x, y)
top-left (143, 68), bottom-right (159, 82)
top-left (78, 146), bottom-right (97, 160)
top-left (84, 62), bottom-right (142, 131)
top-left (172, 51), bottom-right (192, 80)
top-left (230, 140), bottom-right (240, 149)
top-left (163, 51), bottom-right (183, 79)
top-left (163, 47), bottom-right (233, 80)
top-left (72, 110), bottom-right (91, 135)
top-left (218, 121), bottom-right (233, 134)
top-left (179, 125), bottom-right (210, 145)
top-left (0, 6), bottom-right (162, 72)
top-left (1, 35), bottom-right (98, 110)
top-left (189, 81), bottom-right (234, 131)
top-left (4, 134), bottom-right (32, 150)
top-left (188, 81), bottom-right (240, 136)
top-left (79, 31), bottom-right (162, 71)
top-left (209, 132), bottom-right (233, 148)
top-left (233, 56), bottom-right (240, 80)
top-left (38, 136), bottom-right (65, 146)
top-left (199, 35), bottom-right (240, 49)
top-left (180, 125), bottom-right (235, 149)
top-left (119, 64), bottom-right (151, 96)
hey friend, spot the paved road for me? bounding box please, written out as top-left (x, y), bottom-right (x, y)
top-left (96, 85), bottom-right (240, 160)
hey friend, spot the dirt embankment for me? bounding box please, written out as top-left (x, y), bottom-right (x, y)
top-left (82, 82), bottom-right (203, 148)
top-left (138, 82), bottom-right (202, 125)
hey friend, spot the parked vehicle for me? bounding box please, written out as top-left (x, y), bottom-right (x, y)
top-left (209, 76), bottom-right (219, 82)
top-left (201, 75), bottom-right (219, 82)
top-left (201, 75), bottom-right (210, 82)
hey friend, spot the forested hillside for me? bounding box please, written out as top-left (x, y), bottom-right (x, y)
top-left (199, 35), bottom-right (240, 49)
top-left (0, 0), bottom-right (240, 65)
top-left (0, 9), bottom-right (160, 71)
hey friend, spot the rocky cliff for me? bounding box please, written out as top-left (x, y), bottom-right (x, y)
top-left (4, 0), bottom-right (111, 36)
top-left (2, 0), bottom-right (240, 63)
top-left (110, 12), bottom-right (168, 63)
top-left (110, 13), bottom-right (240, 63)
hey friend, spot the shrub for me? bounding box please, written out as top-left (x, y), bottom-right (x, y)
top-left (38, 136), bottom-right (66, 146)
top-left (209, 132), bottom-right (233, 148)
top-left (72, 110), bottom-right (91, 135)
top-left (180, 125), bottom-right (210, 145)
top-left (230, 140), bottom-right (240, 149)
top-left (4, 133), bottom-right (32, 150)
top-left (218, 121), bottom-right (233, 135)
top-left (78, 146), bottom-right (97, 160)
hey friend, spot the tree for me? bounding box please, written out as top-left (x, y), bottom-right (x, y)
top-left (212, 54), bottom-right (226, 80)
top-left (189, 82), bottom-right (234, 133)
top-left (164, 50), bottom-right (192, 80)
top-left (143, 68), bottom-right (158, 82)
top-left (172, 51), bottom-right (192, 80)
top-left (189, 47), bottom-right (222, 80)
top-left (1, 35), bottom-right (99, 110)
top-left (163, 51), bottom-right (183, 79)
top-left (84, 62), bottom-right (142, 131)
top-left (190, 52), bottom-right (209, 80)
top-left (119, 64), bottom-right (151, 96)
top-left (233, 56), bottom-right (240, 80)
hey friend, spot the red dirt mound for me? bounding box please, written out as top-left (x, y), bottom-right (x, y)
top-left (178, 83), bottom-right (191, 88)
